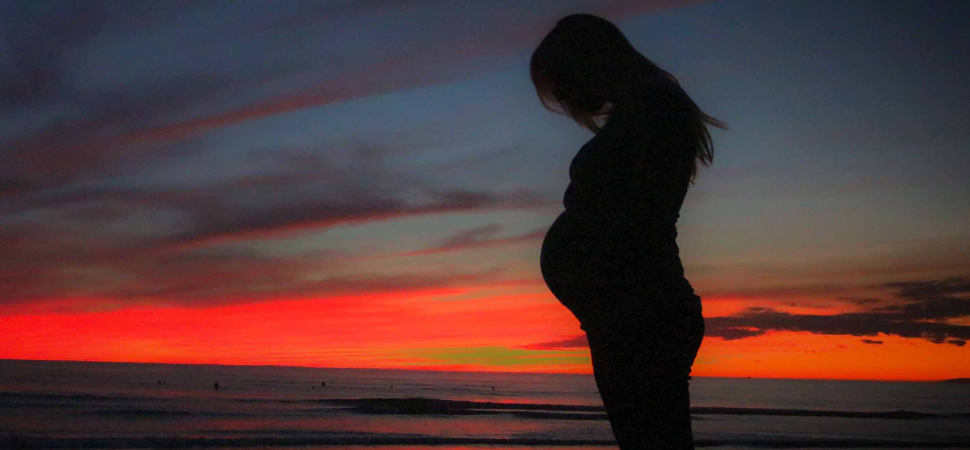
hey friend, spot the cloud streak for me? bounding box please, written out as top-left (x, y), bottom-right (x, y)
top-left (0, 159), bottom-right (551, 308)
top-left (706, 278), bottom-right (970, 344)
top-left (398, 224), bottom-right (548, 257)
top-left (2, 0), bottom-right (703, 194)
top-left (517, 335), bottom-right (589, 350)
top-left (163, 187), bottom-right (549, 251)
top-left (0, 0), bottom-right (708, 312)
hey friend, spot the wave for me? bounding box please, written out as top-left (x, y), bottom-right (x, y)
top-left (317, 397), bottom-right (969, 420)
top-left (692, 406), bottom-right (949, 419)
top-left (0, 392), bottom-right (138, 403)
top-left (0, 391), bottom-right (291, 405)
top-left (317, 397), bottom-right (601, 412)
top-left (92, 409), bottom-right (260, 418)
top-left (4, 433), bottom-right (970, 449)
top-left (5, 392), bottom-right (968, 421)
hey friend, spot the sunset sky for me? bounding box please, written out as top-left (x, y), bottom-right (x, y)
top-left (2, 0), bottom-right (968, 380)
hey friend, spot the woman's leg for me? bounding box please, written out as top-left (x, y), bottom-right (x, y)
top-left (586, 310), bottom-right (703, 449)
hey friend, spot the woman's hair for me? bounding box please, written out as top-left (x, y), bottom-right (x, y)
top-left (530, 13), bottom-right (727, 182)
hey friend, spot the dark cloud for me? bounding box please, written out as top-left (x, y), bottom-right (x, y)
top-left (707, 309), bottom-right (970, 343)
top-left (0, 0), bottom-right (722, 310)
top-left (100, 260), bottom-right (507, 308)
top-left (874, 278), bottom-right (970, 320)
top-left (0, 1), bottom-right (107, 110)
top-left (0, 2), bottom-right (431, 193)
top-left (0, 179), bottom-right (40, 197)
top-left (881, 278), bottom-right (970, 299)
top-left (440, 224), bottom-right (505, 248)
top-left (861, 339), bottom-right (883, 345)
top-left (163, 187), bottom-right (549, 251)
top-left (142, 145), bottom-right (552, 250)
top-left (400, 224), bottom-right (548, 256)
top-left (0, 228), bottom-right (508, 309)
top-left (700, 283), bottom-right (849, 301)
top-left (4, 72), bottom-right (271, 183)
top-left (947, 339), bottom-right (967, 347)
top-left (706, 278), bottom-right (970, 345)
top-left (2, 0), bottom-right (701, 196)
top-left (0, 144), bottom-right (551, 306)
top-left (782, 301), bottom-right (831, 309)
top-left (711, 327), bottom-right (765, 341)
top-left (837, 296), bottom-right (882, 306)
top-left (518, 334), bottom-right (589, 350)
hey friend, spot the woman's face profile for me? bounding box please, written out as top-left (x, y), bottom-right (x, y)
top-left (566, 87), bottom-right (608, 115)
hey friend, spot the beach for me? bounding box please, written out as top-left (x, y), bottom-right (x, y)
top-left (1, 359), bottom-right (968, 449)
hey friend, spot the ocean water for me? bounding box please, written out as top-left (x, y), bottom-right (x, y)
top-left (0, 360), bottom-right (968, 449)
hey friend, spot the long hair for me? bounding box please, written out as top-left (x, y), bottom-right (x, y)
top-left (530, 13), bottom-right (727, 182)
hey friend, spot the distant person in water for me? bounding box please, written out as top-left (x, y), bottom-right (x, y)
top-left (532, 14), bottom-right (726, 449)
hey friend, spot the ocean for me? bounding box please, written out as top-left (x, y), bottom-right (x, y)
top-left (0, 359), bottom-right (968, 449)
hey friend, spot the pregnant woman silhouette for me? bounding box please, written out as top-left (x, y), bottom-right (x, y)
top-left (533, 14), bottom-right (726, 449)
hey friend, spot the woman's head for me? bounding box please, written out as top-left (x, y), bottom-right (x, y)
top-left (530, 13), bottom-right (727, 181)
top-left (530, 14), bottom-right (638, 130)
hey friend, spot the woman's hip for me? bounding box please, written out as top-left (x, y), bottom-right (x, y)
top-left (585, 308), bottom-right (705, 377)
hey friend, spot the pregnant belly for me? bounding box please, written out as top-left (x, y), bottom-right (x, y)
top-left (539, 211), bottom-right (696, 326)
top-left (540, 212), bottom-right (594, 275)
top-left (539, 212), bottom-right (622, 311)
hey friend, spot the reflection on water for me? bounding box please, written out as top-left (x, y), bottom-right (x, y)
top-left (1, 360), bottom-right (968, 449)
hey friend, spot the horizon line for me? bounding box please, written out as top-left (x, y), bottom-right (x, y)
top-left (1, 358), bottom-right (962, 383)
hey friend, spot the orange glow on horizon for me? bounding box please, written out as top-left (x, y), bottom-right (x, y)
top-left (1, 286), bottom-right (584, 372)
top-left (2, 289), bottom-right (967, 381)
top-left (693, 331), bottom-right (970, 381)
